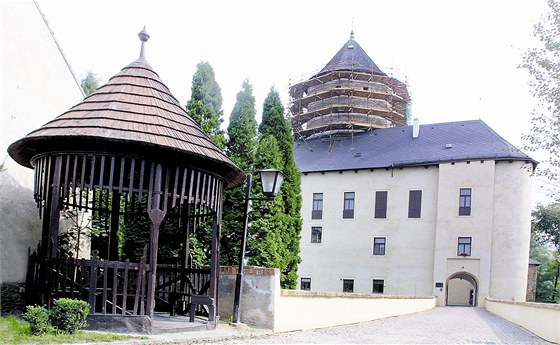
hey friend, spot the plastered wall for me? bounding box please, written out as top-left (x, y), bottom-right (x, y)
top-left (486, 298), bottom-right (560, 343)
top-left (1, 1), bottom-right (83, 284)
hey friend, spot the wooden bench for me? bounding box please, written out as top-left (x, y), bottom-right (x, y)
top-left (169, 292), bottom-right (214, 322)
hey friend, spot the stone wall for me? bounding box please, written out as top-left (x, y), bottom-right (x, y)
top-left (0, 283), bottom-right (26, 315)
top-left (526, 264), bottom-right (539, 302)
top-left (218, 266), bottom-right (279, 329)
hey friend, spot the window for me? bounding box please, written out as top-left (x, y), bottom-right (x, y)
top-left (373, 237), bottom-right (386, 255)
top-left (312, 193), bottom-right (323, 219)
top-left (343, 192), bottom-right (355, 219)
top-left (459, 188), bottom-right (472, 216)
top-left (374, 191), bottom-right (388, 219)
top-left (458, 237), bottom-right (472, 256)
top-left (372, 279), bottom-right (384, 293)
top-left (301, 278), bottom-right (311, 291)
top-left (342, 279), bottom-right (354, 293)
top-left (311, 226), bottom-right (322, 243)
top-left (408, 190), bottom-right (422, 218)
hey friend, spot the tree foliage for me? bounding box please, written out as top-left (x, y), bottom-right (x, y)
top-left (186, 61), bottom-right (226, 149)
top-left (80, 71), bottom-right (100, 97)
top-left (533, 203), bottom-right (560, 249)
top-left (221, 80), bottom-right (257, 266)
top-left (530, 203), bottom-right (560, 303)
top-left (247, 136), bottom-right (289, 273)
top-left (521, 0), bottom-right (560, 201)
top-left (258, 88), bottom-right (302, 288)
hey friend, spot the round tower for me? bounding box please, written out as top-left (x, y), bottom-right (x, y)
top-left (289, 31), bottom-right (410, 139)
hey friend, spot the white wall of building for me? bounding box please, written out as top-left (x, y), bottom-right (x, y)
top-left (0, 1), bottom-right (83, 283)
top-left (299, 166), bottom-right (438, 296)
top-left (490, 161), bottom-right (532, 302)
top-left (298, 160), bottom-right (533, 306)
top-left (432, 161), bottom-right (496, 306)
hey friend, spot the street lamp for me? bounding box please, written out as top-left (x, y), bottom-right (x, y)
top-left (232, 169), bottom-right (284, 324)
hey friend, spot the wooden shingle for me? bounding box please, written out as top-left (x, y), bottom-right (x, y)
top-left (9, 55), bottom-right (244, 188)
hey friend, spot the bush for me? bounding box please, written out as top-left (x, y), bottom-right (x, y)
top-left (22, 305), bottom-right (50, 335)
top-left (50, 298), bottom-right (90, 334)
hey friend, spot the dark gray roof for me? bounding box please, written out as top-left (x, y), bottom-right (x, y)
top-left (294, 120), bottom-right (536, 173)
top-left (316, 36), bottom-right (386, 77)
top-left (529, 258), bottom-right (542, 265)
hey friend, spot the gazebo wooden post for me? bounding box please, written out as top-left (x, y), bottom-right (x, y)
top-left (208, 217), bottom-right (219, 321)
top-left (109, 191), bottom-right (121, 261)
top-left (37, 155), bottom-right (62, 306)
top-left (47, 155), bottom-right (63, 259)
top-left (180, 205), bottom-right (191, 293)
top-left (180, 205), bottom-right (189, 268)
top-left (146, 163), bottom-right (165, 317)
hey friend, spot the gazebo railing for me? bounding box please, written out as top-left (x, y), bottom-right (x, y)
top-left (27, 247), bottom-right (150, 316)
top-left (154, 264), bottom-right (211, 318)
top-left (26, 247), bottom-right (212, 319)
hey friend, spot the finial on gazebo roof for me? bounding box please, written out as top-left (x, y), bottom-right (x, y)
top-left (350, 29), bottom-right (354, 40)
top-left (138, 25), bottom-right (150, 59)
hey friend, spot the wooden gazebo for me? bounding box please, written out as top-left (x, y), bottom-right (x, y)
top-left (7, 29), bottom-right (244, 330)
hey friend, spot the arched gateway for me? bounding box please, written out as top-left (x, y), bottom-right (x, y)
top-left (7, 29), bottom-right (244, 330)
top-left (446, 272), bottom-right (478, 306)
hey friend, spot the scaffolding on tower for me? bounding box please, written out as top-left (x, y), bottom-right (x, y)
top-left (289, 31), bottom-right (410, 150)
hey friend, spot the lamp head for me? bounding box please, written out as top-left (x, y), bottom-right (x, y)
top-left (259, 169), bottom-right (284, 198)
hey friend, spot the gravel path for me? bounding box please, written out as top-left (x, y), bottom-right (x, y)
top-left (204, 307), bottom-right (551, 344)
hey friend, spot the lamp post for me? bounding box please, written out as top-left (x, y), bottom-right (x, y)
top-left (232, 169), bottom-right (284, 324)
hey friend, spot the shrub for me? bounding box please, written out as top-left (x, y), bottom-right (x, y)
top-left (22, 305), bottom-right (50, 335)
top-left (50, 298), bottom-right (90, 334)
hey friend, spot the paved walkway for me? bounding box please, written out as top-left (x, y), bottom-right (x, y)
top-left (94, 307), bottom-right (552, 344)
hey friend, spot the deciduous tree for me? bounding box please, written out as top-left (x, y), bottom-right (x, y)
top-left (531, 203), bottom-right (560, 303)
top-left (521, 0), bottom-right (560, 201)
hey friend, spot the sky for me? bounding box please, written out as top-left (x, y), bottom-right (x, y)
top-left (36, 0), bottom-right (553, 203)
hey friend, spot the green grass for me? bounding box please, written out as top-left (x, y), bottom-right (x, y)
top-left (0, 315), bottom-right (141, 344)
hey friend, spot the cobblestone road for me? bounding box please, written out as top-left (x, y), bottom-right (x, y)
top-left (205, 307), bottom-right (551, 344)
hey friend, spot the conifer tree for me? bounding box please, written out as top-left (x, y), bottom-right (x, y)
top-left (258, 87), bottom-right (302, 288)
top-left (80, 71), bottom-right (100, 96)
top-left (186, 61), bottom-right (226, 149)
top-left (221, 80), bottom-right (257, 265)
top-left (247, 136), bottom-right (289, 275)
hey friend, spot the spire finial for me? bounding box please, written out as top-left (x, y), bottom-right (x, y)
top-left (350, 17), bottom-right (354, 39)
top-left (138, 25), bottom-right (150, 59)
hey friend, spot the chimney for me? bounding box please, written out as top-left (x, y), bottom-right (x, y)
top-left (412, 118), bottom-right (420, 138)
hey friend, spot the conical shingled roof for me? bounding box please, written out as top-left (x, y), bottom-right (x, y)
top-left (8, 35), bottom-right (244, 188)
top-left (316, 31), bottom-right (386, 77)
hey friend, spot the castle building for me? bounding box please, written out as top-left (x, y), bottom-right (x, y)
top-left (291, 33), bottom-right (535, 306)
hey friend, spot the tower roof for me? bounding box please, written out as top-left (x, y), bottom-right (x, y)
top-left (316, 32), bottom-right (386, 77)
top-left (8, 29), bottom-right (244, 188)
